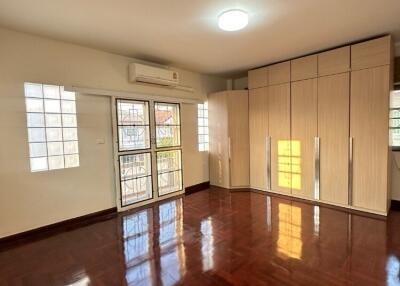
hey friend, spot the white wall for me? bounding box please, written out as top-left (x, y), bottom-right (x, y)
top-left (0, 27), bottom-right (226, 238)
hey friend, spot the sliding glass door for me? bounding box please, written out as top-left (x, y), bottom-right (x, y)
top-left (113, 98), bottom-right (183, 210)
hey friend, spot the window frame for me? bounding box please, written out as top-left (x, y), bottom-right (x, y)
top-left (154, 102), bottom-right (182, 149)
top-left (24, 82), bottom-right (80, 172)
top-left (197, 102), bottom-right (209, 152)
top-left (390, 89), bottom-right (400, 151)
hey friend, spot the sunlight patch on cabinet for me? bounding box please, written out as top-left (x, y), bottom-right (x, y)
top-left (277, 140), bottom-right (302, 190)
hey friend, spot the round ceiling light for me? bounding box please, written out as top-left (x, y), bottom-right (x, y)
top-left (218, 9), bottom-right (248, 31)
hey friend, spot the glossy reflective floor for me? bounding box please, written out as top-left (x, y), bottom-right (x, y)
top-left (1, 188), bottom-right (400, 286)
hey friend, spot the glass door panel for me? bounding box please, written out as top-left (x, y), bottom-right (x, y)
top-left (157, 150), bottom-right (183, 196)
top-left (117, 99), bottom-right (150, 151)
top-left (154, 102), bottom-right (181, 148)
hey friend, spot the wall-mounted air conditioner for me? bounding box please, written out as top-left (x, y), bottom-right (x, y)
top-left (128, 63), bottom-right (179, 87)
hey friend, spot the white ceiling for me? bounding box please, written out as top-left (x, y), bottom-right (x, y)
top-left (0, 0), bottom-right (400, 76)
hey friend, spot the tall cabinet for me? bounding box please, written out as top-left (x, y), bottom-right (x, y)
top-left (246, 35), bottom-right (393, 215)
top-left (209, 90), bottom-right (249, 189)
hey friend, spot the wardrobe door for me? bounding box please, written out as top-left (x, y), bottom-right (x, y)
top-left (269, 83), bottom-right (291, 195)
top-left (318, 73), bottom-right (350, 205)
top-left (208, 91), bottom-right (230, 188)
top-left (291, 79), bottom-right (318, 199)
top-left (228, 90), bottom-right (250, 188)
top-left (350, 66), bottom-right (389, 213)
top-left (249, 87), bottom-right (269, 190)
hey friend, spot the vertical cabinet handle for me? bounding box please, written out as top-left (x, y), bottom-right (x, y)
top-left (228, 137), bottom-right (231, 160)
top-left (348, 137), bottom-right (353, 206)
top-left (266, 136), bottom-right (272, 190)
top-left (314, 137), bottom-right (320, 200)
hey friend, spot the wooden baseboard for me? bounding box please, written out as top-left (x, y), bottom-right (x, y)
top-left (0, 207), bottom-right (117, 249)
top-left (185, 181), bottom-right (210, 195)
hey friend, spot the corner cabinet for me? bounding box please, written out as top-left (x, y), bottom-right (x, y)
top-left (209, 90), bottom-right (249, 189)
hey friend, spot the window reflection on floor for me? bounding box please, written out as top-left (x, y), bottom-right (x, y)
top-left (159, 199), bottom-right (186, 285)
top-left (277, 203), bottom-right (302, 260)
top-left (386, 255), bottom-right (400, 286)
top-left (123, 209), bottom-right (154, 285)
top-left (201, 216), bottom-right (214, 271)
top-left (277, 140), bottom-right (301, 191)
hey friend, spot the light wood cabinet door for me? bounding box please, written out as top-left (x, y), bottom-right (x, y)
top-left (269, 61), bottom-right (291, 85)
top-left (228, 90), bottom-right (250, 187)
top-left (248, 67), bottom-right (269, 89)
top-left (291, 55), bottom-right (318, 81)
top-left (249, 87), bottom-right (269, 190)
top-left (318, 73), bottom-right (350, 205)
top-left (291, 79), bottom-right (318, 199)
top-left (351, 36), bottom-right (391, 70)
top-left (208, 91), bottom-right (230, 188)
top-left (269, 83), bottom-right (291, 195)
top-left (318, 46), bottom-right (350, 76)
top-left (350, 66), bottom-right (390, 213)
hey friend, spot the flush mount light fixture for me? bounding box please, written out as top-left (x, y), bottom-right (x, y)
top-left (218, 9), bottom-right (248, 31)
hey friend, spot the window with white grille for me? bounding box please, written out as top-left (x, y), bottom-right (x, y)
top-left (198, 102), bottom-right (209, 152)
top-left (391, 90), bottom-right (400, 149)
top-left (24, 83), bottom-right (79, 172)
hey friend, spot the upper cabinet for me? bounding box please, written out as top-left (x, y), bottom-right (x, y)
top-left (351, 36), bottom-right (391, 70)
top-left (291, 55), bottom-right (318, 81)
top-left (318, 46), bottom-right (350, 76)
top-left (248, 67), bottom-right (268, 89)
top-left (269, 61), bottom-right (291, 85)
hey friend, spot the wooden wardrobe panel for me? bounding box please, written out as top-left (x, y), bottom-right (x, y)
top-left (318, 46), bottom-right (350, 76)
top-left (291, 55), bottom-right (318, 81)
top-left (248, 67), bottom-right (269, 89)
top-left (208, 91), bottom-right (230, 188)
top-left (351, 36), bottom-right (391, 71)
top-left (291, 79), bottom-right (318, 199)
top-left (318, 73), bottom-right (350, 205)
top-left (269, 61), bottom-right (291, 85)
top-left (269, 83), bottom-right (291, 195)
top-left (249, 87), bottom-right (269, 190)
top-left (350, 66), bottom-right (389, 213)
top-left (228, 90), bottom-right (250, 187)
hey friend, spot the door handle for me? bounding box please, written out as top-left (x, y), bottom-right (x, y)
top-left (266, 136), bottom-right (271, 190)
top-left (314, 137), bottom-right (320, 200)
top-left (348, 137), bottom-right (353, 205)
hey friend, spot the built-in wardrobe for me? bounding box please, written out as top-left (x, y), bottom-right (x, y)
top-left (210, 35), bottom-right (392, 215)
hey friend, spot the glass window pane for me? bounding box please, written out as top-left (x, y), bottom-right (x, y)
top-left (47, 142), bottom-right (63, 156)
top-left (119, 153), bottom-right (152, 206)
top-left (118, 126), bottom-right (150, 151)
top-left (28, 128), bottom-right (46, 142)
top-left (65, 154), bottom-right (79, 168)
top-left (62, 114), bottom-right (77, 127)
top-left (46, 128), bottom-right (62, 142)
top-left (155, 102), bottom-right (180, 125)
top-left (156, 126), bottom-right (180, 148)
top-left (157, 150), bottom-right (182, 173)
top-left (27, 113), bottom-right (45, 127)
top-left (61, 87), bottom-right (76, 100)
top-left (158, 170), bottom-right (182, 196)
top-left (61, 100), bottom-right (76, 114)
top-left (48, 155), bottom-right (64, 170)
top-left (44, 99), bottom-right (61, 113)
top-left (390, 119), bottom-right (400, 128)
top-left (25, 98), bottom-right (44, 112)
top-left (121, 176), bottom-right (153, 206)
top-left (117, 100), bottom-right (149, 126)
top-left (43, 85), bottom-right (60, 99)
top-left (120, 153), bottom-right (152, 181)
top-left (45, 114), bottom-right (62, 127)
top-left (29, 143), bottom-right (47, 157)
top-left (24, 83), bottom-right (43, 98)
top-left (64, 141), bottom-right (79, 154)
top-left (63, 128), bottom-right (78, 141)
top-left (30, 157), bottom-right (48, 172)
